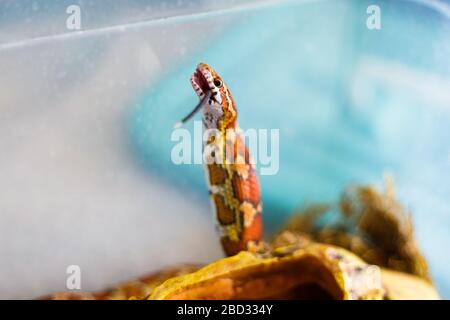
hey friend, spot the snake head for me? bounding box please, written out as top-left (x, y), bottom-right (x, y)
top-left (189, 63), bottom-right (237, 130)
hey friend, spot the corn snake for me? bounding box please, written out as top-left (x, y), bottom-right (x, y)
top-left (182, 63), bottom-right (263, 256)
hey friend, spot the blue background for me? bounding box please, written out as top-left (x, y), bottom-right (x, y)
top-left (129, 0), bottom-right (450, 296)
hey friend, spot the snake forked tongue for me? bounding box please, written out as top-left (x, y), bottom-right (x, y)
top-left (175, 91), bottom-right (211, 128)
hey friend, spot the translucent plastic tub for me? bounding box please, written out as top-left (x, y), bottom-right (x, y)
top-left (0, 0), bottom-right (449, 298)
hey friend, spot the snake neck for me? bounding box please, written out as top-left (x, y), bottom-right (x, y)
top-left (204, 126), bottom-right (263, 256)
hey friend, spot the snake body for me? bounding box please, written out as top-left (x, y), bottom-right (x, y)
top-left (189, 63), bottom-right (263, 256)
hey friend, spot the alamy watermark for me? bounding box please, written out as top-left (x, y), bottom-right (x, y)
top-left (171, 121), bottom-right (279, 176)
top-left (366, 5), bottom-right (381, 30)
top-left (66, 264), bottom-right (81, 290)
top-left (66, 5), bottom-right (81, 30)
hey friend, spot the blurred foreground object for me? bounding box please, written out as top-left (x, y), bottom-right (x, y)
top-left (44, 179), bottom-right (439, 300)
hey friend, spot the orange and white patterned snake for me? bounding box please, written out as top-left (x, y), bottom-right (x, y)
top-left (181, 63), bottom-right (263, 256)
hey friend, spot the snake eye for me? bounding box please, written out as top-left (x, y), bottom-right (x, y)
top-left (213, 79), bottom-right (223, 88)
